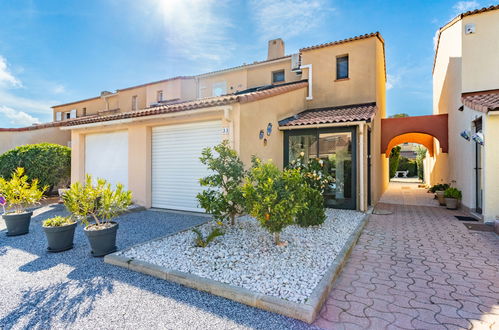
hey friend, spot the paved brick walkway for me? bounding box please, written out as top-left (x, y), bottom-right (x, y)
top-left (314, 203), bottom-right (499, 329)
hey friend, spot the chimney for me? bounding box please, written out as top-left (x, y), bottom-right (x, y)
top-left (267, 38), bottom-right (285, 60)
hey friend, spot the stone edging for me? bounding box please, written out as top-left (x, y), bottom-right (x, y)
top-left (104, 213), bottom-right (370, 323)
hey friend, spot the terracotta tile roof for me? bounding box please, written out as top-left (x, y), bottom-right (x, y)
top-left (462, 90), bottom-right (499, 113)
top-left (0, 120), bottom-right (72, 132)
top-left (300, 32), bottom-right (384, 52)
top-left (433, 5), bottom-right (499, 73)
top-left (279, 102), bottom-right (377, 127)
top-left (62, 80), bottom-right (308, 127)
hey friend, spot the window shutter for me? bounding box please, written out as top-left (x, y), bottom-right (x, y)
top-left (56, 112), bottom-right (62, 121)
top-left (70, 109), bottom-right (77, 119)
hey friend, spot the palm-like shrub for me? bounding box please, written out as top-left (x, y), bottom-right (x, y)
top-left (197, 141), bottom-right (245, 226)
top-left (0, 167), bottom-right (46, 213)
top-left (242, 157), bottom-right (305, 245)
top-left (62, 175), bottom-right (132, 228)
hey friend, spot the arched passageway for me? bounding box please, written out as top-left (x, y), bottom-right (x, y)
top-left (381, 114), bottom-right (448, 156)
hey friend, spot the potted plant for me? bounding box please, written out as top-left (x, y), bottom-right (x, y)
top-left (42, 216), bottom-right (77, 252)
top-left (430, 183), bottom-right (449, 206)
top-left (0, 168), bottom-right (46, 236)
top-left (62, 175), bottom-right (132, 257)
top-left (444, 187), bottom-right (462, 210)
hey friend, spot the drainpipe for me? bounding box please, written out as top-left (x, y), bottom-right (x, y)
top-left (299, 64), bottom-right (313, 100)
top-left (359, 122), bottom-right (365, 211)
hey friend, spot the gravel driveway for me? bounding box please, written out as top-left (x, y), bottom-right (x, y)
top-left (0, 204), bottom-right (315, 329)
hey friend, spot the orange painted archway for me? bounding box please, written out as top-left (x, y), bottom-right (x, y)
top-left (381, 114), bottom-right (448, 157)
top-left (385, 133), bottom-right (434, 157)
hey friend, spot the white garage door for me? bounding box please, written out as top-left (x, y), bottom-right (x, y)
top-left (152, 121), bottom-right (221, 212)
top-left (85, 131), bottom-right (128, 188)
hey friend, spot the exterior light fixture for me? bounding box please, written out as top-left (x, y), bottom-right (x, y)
top-left (460, 130), bottom-right (471, 141)
top-left (472, 132), bottom-right (484, 145)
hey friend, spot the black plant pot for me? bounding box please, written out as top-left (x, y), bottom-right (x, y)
top-left (3, 211), bottom-right (33, 236)
top-left (84, 222), bottom-right (119, 257)
top-left (43, 222), bottom-right (77, 252)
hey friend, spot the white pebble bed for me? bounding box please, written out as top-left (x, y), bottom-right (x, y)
top-left (119, 209), bottom-right (364, 303)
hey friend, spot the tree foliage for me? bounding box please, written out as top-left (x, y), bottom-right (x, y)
top-left (242, 157), bottom-right (306, 245)
top-left (62, 175), bottom-right (132, 228)
top-left (0, 143), bottom-right (71, 193)
top-left (0, 167), bottom-right (46, 213)
top-left (197, 141), bottom-right (245, 226)
top-left (389, 146), bottom-right (401, 178)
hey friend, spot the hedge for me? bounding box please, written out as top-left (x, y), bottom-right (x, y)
top-left (0, 143), bottom-right (71, 192)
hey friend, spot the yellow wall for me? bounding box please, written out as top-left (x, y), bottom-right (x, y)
top-left (247, 60), bottom-right (301, 87)
top-left (52, 97), bottom-right (103, 121)
top-left (238, 87), bottom-right (308, 167)
top-left (196, 57), bottom-right (300, 99)
top-left (0, 127), bottom-right (71, 155)
top-left (461, 11), bottom-right (499, 92)
top-left (300, 38), bottom-right (378, 110)
top-left (483, 114), bottom-right (499, 222)
top-left (433, 10), bottom-right (499, 219)
top-left (198, 70), bottom-right (248, 98)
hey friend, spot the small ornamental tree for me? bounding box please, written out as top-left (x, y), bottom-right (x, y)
top-left (197, 141), bottom-right (245, 226)
top-left (62, 175), bottom-right (132, 229)
top-left (242, 157), bottom-right (306, 245)
top-left (0, 167), bottom-right (46, 214)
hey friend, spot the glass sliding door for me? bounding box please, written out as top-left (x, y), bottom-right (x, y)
top-left (284, 127), bottom-right (356, 209)
top-left (287, 132), bottom-right (318, 162)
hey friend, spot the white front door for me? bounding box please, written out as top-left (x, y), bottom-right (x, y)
top-left (152, 121), bottom-right (221, 212)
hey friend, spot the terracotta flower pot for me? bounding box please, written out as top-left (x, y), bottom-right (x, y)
top-left (84, 222), bottom-right (118, 257)
top-left (3, 211), bottom-right (33, 236)
top-left (445, 198), bottom-right (458, 210)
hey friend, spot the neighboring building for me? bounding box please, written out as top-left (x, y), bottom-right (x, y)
top-left (61, 33), bottom-right (387, 212)
top-left (399, 143), bottom-right (418, 159)
top-left (51, 76), bottom-right (197, 121)
top-left (431, 5), bottom-right (499, 222)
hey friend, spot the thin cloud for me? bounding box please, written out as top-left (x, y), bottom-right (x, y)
top-left (52, 84), bottom-right (66, 94)
top-left (0, 56), bottom-right (22, 88)
top-left (386, 74), bottom-right (399, 91)
top-left (250, 0), bottom-right (332, 41)
top-left (0, 106), bottom-right (40, 126)
top-left (156, 0), bottom-right (235, 62)
top-left (453, 1), bottom-right (480, 13)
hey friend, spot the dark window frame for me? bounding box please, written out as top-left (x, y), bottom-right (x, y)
top-left (272, 70), bottom-right (285, 84)
top-left (336, 55), bottom-right (349, 80)
top-left (283, 126), bottom-right (357, 210)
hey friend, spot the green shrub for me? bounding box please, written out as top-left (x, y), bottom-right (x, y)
top-left (0, 143), bottom-right (71, 192)
top-left (62, 175), bottom-right (132, 228)
top-left (0, 167), bottom-right (47, 213)
top-left (43, 216), bottom-right (75, 227)
top-left (429, 183), bottom-right (450, 193)
top-left (197, 141), bottom-right (245, 226)
top-left (389, 146), bottom-right (401, 178)
top-left (242, 157), bottom-right (306, 245)
top-left (397, 157), bottom-right (417, 177)
top-left (415, 146), bottom-right (426, 181)
top-left (287, 153), bottom-right (332, 193)
top-left (444, 187), bottom-right (462, 199)
top-left (295, 186), bottom-right (326, 227)
top-left (192, 227), bottom-right (224, 248)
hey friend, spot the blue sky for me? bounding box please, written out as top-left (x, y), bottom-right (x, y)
top-left (0, 0), bottom-right (493, 127)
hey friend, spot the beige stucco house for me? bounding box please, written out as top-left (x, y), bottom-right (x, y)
top-left (56, 32), bottom-right (386, 213)
top-left (431, 5), bottom-right (499, 223)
